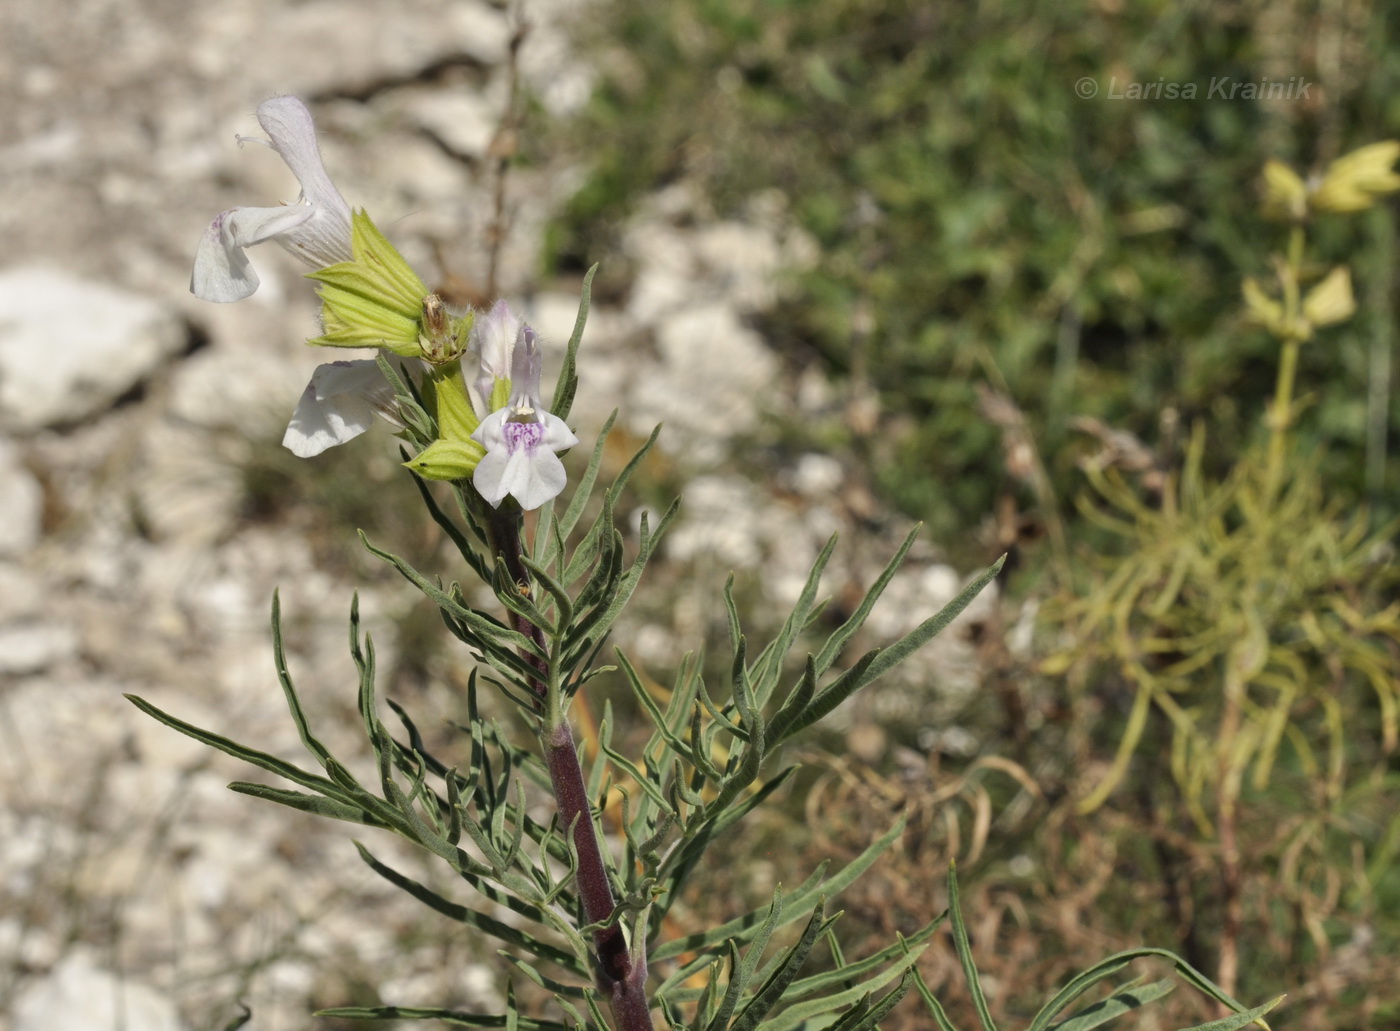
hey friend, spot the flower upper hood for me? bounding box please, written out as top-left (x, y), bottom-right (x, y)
top-left (191, 96), bottom-right (354, 302)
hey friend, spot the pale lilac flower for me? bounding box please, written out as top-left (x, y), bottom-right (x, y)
top-left (283, 360), bottom-right (404, 458)
top-left (467, 299), bottom-right (521, 413)
top-left (470, 326), bottom-right (578, 509)
top-left (192, 96), bottom-right (353, 302)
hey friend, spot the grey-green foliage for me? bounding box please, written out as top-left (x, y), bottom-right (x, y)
top-left (128, 269), bottom-right (1269, 1031)
top-left (126, 442), bottom-right (997, 1029)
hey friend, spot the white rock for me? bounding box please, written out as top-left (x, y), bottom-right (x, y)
top-left (637, 303), bottom-right (778, 460)
top-left (0, 438), bottom-right (43, 555)
top-left (0, 915), bottom-right (60, 970)
top-left (190, 0), bottom-right (510, 98)
top-left (0, 268), bottom-right (187, 432)
top-left (405, 91), bottom-right (498, 159)
top-left (12, 948), bottom-right (186, 1031)
top-left (786, 452), bottom-right (844, 497)
top-left (692, 221), bottom-right (788, 311)
top-left (0, 562), bottom-right (43, 621)
top-left (0, 620), bottom-right (79, 675)
top-left (622, 221), bottom-right (699, 325)
top-left (666, 476), bottom-right (765, 568)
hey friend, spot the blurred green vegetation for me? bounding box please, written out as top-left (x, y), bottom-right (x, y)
top-left (546, 0), bottom-right (1400, 539)
top-left (538, 2), bottom-right (1400, 1026)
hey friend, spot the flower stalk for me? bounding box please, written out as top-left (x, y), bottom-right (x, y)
top-left (483, 502), bottom-right (655, 1031)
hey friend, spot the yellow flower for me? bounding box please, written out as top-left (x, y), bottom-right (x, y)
top-left (1301, 266), bottom-right (1356, 329)
top-left (1310, 141), bottom-right (1400, 214)
top-left (1261, 159), bottom-right (1307, 221)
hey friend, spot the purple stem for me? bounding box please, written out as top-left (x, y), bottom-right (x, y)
top-left (485, 506), bottom-right (655, 1031)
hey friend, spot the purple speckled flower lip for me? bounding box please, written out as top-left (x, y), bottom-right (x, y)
top-left (504, 419), bottom-right (546, 453)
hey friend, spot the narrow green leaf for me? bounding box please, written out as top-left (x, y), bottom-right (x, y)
top-left (546, 410), bottom-right (618, 565)
top-left (758, 949), bottom-right (924, 1031)
top-left (506, 981), bottom-right (520, 1031)
top-left (948, 863), bottom-right (997, 1031)
top-left (355, 843), bottom-right (586, 975)
top-left (706, 888), bottom-right (784, 1031)
top-left (605, 423), bottom-right (662, 502)
top-left (910, 964), bottom-right (961, 1031)
top-left (227, 783), bottom-right (386, 825)
top-left (560, 495), bottom-right (611, 588)
top-left (655, 814), bottom-right (903, 961)
top-left (765, 656), bottom-right (819, 749)
top-left (602, 742), bottom-right (675, 815)
top-left (829, 970), bottom-right (915, 1031)
top-left (617, 649), bottom-right (699, 769)
top-left (406, 456), bottom-right (492, 580)
top-left (1026, 958), bottom-right (1134, 1031)
top-left (785, 915), bottom-right (943, 1000)
top-left (269, 591), bottom-right (336, 770)
top-left (1173, 997), bottom-right (1284, 1031)
top-left (565, 499), bottom-right (679, 665)
top-left (1041, 948), bottom-right (1252, 1019)
top-left (550, 263), bottom-right (597, 424)
top-left (769, 648), bottom-right (878, 748)
top-left (722, 575), bottom-right (742, 657)
top-left (126, 694), bottom-right (356, 802)
top-left (750, 533), bottom-right (839, 708)
top-left (360, 533), bottom-right (544, 659)
top-left (729, 899), bottom-right (826, 1031)
top-left (660, 766), bottom-right (797, 908)
top-left (1048, 979), bottom-right (1176, 1031)
top-left (851, 557), bottom-right (1004, 690)
top-left (811, 527), bottom-right (921, 676)
top-left (780, 557), bottom-right (1003, 742)
top-left (581, 988), bottom-right (614, 1031)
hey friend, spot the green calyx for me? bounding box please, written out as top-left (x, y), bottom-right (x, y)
top-left (404, 437), bottom-right (487, 481)
top-left (424, 360), bottom-right (480, 441)
top-left (307, 210), bottom-right (430, 356)
top-left (404, 359), bottom-right (484, 482)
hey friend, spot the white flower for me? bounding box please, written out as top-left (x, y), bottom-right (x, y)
top-left (192, 96), bottom-right (353, 303)
top-left (282, 360), bottom-right (403, 458)
top-left (470, 326), bottom-right (578, 509)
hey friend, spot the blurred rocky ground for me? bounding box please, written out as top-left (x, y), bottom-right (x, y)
top-left (0, 1), bottom-right (992, 1028)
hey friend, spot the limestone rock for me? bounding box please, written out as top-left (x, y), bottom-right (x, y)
top-left (12, 948), bottom-right (185, 1031)
top-left (0, 268), bottom-right (187, 432)
top-left (0, 438), bottom-right (42, 555)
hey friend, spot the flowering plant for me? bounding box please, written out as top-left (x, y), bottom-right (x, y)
top-left (134, 97), bottom-right (1275, 1031)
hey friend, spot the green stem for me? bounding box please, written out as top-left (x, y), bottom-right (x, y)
top-left (1263, 337), bottom-right (1301, 502)
top-left (1263, 226), bottom-right (1307, 503)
